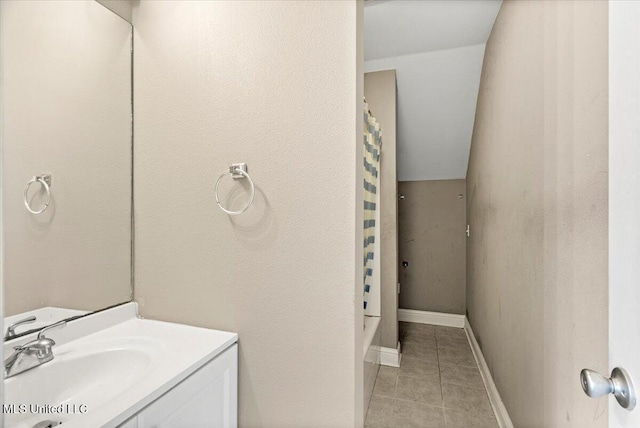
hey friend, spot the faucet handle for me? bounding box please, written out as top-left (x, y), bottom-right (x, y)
top-left (5, 316), bottom-right (37, 339)
top-left (37, 320), bottom-right (67, 340)
top-left (17, 337), bottom-right (56, 358)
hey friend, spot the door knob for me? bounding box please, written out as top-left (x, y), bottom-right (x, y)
top-left (580, 367), bottom-right (636, 410)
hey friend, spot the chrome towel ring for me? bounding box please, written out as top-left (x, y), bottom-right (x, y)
top-left (215, 163), bottom-right (255, 216)
top-left (24, 174), bottom-right (52, 215)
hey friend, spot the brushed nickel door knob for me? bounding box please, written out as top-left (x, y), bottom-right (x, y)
top-left (581, 367), bottom-right (636, 410)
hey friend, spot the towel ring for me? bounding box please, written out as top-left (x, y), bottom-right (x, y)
top-left (24, 174), bottom-right (52, 215)
top-left (215, 163), bottom-right (255, 216)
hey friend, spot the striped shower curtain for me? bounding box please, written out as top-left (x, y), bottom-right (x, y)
top-left (363, 100), bottom-right (382, 310)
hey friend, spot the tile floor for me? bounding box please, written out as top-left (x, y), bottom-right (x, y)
top-left (365, 322), bottom-right (498, 428)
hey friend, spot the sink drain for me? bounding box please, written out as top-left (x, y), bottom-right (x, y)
top-left (32, 420), bottom-right (62, 428)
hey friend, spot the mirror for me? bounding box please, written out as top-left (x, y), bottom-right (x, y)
top-left (1, 0), bottom-right (133, 340)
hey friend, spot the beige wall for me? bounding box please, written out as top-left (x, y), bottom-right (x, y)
top-left (1, 0), bottom-right (132, 316)
top-left (398, 180), bottom-right (466, 314)
top-left (467, 1), bottom-right (608, 426)
top-left (132, 1), bottom-right (364, 427)
top-left (364, 70), bottom-right (398, 349)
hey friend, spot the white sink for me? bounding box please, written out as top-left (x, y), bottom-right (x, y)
top-left (2, 303), bottom-right (237, 428)
top-left (5, 339), bottom-right (158, 427)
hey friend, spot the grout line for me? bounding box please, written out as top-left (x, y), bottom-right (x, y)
top-left (440, 380), bottom-right (490, 391)
top-left (396, 373), bottom-right (441, 382)
top-left (393, 372), bottom-right (398, 399)
top-left (437, 339), bottom-right (473, 347)
top-left (371, 393), bottom-right (395, 400)
top-left (438, 361), bottom-right (480, 368)
top-left (437, 347), bottom-right (474, 353)
top-left (392, 396), bottom-right (444, 409)
top-left (440, 363), bottom-right (479, 369)
top-left (436, 332), bottom-right (445, 406)
top-left (398, 356), bottom-right (439, 364)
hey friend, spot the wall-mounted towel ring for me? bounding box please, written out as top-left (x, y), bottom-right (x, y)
top-left (24, 174), bottom-right (52, 215)
top-left (215, 163), bottom-right (255, 216)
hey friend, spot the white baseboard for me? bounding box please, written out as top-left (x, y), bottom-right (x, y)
top-left (378, 341), bottom-right (401, 367)
top-left (464, 318), bottom-right (514, 428)
top-left (398, 309), bottom-right (465, 328)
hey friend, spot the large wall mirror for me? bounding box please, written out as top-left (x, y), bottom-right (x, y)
top-left (1, 0), bottom-right (133, 340)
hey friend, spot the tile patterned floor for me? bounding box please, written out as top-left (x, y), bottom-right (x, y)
top-left (365, 322), bottom-right (499, 428)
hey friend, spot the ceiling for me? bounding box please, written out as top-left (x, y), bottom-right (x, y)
top-left (365, 0), bottom-right (502, 181)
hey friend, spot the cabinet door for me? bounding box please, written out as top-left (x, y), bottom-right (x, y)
top-left (138, 344), bottom-right (238, 428)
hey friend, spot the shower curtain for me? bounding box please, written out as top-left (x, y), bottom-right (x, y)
top-left (363, 100), bottom-right (382, 310)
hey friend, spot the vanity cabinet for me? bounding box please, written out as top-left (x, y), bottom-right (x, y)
top-left (119, 344), bottom-right (238, 428)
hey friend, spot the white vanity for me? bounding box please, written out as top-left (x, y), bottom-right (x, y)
top-left (3, 303), bottom-right (238, 428)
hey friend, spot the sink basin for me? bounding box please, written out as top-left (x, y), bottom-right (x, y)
top-left (4, 339), bottom-right (159, 428)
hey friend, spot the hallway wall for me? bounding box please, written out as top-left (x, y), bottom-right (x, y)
top-left (398, 180), bottom-right (466, 315)
top-left (466, 0), bottom-right (608, 426)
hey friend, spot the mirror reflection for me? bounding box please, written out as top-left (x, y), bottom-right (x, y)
top-left (1, 0), bottom-right (133, 340)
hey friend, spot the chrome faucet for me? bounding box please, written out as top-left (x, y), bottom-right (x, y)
top-left (4, 320), bottom-right (66, 378)
top-left (4, 315), bottom-right (36, 340)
